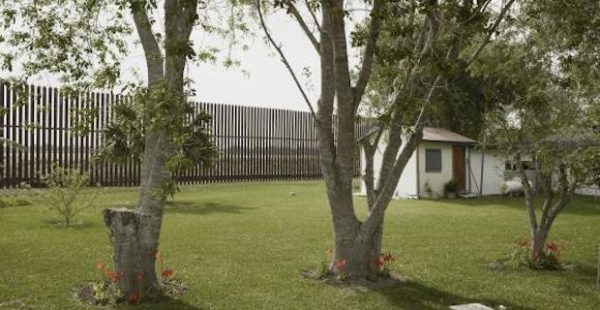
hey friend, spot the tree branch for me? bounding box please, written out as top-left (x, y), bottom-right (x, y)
top-left (284, 0), bottom-right (320, 54)
top-left (130, 2), bottom-right (164, 85)
top-left (516, 152), bottom-right (539, 233)
top-left (352, 0), bottom-right (384, 109)
top-left (361, 75), bottom-right (441, 238)
top-left (304, 0), bottom-right (322, 34)
top-left (466, 0), bottom-right (516, 67)
top-left (256, 0), bottom-right (318, 120)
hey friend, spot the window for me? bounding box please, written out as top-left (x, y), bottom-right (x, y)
top-left (425, 149), bottom-right (442, 172)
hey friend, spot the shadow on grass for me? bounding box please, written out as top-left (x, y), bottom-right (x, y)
top-left (132, 297), bottom-right (201, 309)
top-left (555, 263), bottom-right (600, 293)
top-left (378, 280), bottom-right (534, 310)
top-left (42, 219), bottom-right (98, 230)
top-left (427, 195), bottom-right (600, 216)
top-left (165, 201), bottom-right (254, 215)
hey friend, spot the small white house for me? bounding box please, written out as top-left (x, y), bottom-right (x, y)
top-left (360, 127), bottom-right (508, 199)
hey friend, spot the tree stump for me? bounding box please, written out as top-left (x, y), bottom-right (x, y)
top-left (103, 208), bottom-right (160, 297)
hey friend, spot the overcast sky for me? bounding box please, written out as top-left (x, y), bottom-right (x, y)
top-left (26, 6), bottom-right (348, 112)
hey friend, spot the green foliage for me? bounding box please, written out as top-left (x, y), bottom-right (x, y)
top-left (96, 83), bottom-right (218, 197)
top-left (41, 164), bottom-right (97, 226)
top-left (443, 179), bottom-right (458, 194)
top-left (0, 0), bottom-right (130, 92)
top-left (360, 0), bottom-right (505, 139)
top-left (499, 239), bottom-right (566, 271)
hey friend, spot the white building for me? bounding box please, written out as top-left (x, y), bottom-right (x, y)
top-left (360, 127), bottom-right (508, 199)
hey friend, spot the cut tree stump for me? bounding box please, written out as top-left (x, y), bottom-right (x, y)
top-left (103, 208), bottom-right (159, 296)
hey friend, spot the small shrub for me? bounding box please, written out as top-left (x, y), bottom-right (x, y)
top-left (42, 164), bottom-right (97, 226)
top-left (317, 248), bottom-right (333, 278)
top-left (0, 199), bottom-right (9, 208)
top-left (443, 179), bottom-right (459, 194)
top-left (81, 252), bottom-right (183, 306)
top-left (498, 239), bottom-right (566, 270)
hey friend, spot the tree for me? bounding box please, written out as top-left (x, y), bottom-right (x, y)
top-left (258, 0), bottom-right (515, 278)
top-left (0, 0), bottom-right (238, 297)
top-left (469, 1), bottom-right (600, 265)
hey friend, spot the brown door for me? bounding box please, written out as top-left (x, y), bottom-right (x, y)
top-left (452, 145), bottom-right (466, 191)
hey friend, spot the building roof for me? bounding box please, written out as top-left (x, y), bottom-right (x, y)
top-left (422, 127), bottom-right (476, 144)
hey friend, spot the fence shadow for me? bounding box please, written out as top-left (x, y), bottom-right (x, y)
top-left (377, 280), bottom-right (533, 310)
top-left (165, 201), bottom-right (254, 215)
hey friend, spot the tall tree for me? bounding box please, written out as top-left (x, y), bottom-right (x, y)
top-left (0, 0), bottom-right (240, 297)
top-left (258, 0), bottom-right (515, 278)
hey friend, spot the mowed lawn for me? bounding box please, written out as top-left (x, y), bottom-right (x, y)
top-left (1, 181), bottom-right (599, 309)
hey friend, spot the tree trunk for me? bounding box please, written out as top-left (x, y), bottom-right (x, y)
top-left (331, 220), bottom-right (383, 278)
top-left (103, 208), bottom-right (160, 296)
top-left (530, 228), bottom-right (549, 261)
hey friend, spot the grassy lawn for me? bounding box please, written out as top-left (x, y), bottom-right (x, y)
top-left (1, 180), bottom-right (599, 309)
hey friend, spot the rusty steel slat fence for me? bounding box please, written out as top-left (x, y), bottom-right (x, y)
top-left (0, 82), bottom-right (372, 188)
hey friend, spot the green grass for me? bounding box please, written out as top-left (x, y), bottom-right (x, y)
top-left (1, 181), bottom-right (600, 309)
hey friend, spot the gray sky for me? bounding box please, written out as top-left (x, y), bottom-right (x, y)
top-left (22, 3), bottom-right (372, 112)
top-left (26, 8), bottom-right (324, 112)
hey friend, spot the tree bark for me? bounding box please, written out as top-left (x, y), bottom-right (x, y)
top-left (530, 227), bottom-right (549, 261)
top-left (102, 0), bottom-right (197, 297)
top-left (103, 208), bottom-right (159, 295)
top-left (331, 223), bottom-right (383, 277)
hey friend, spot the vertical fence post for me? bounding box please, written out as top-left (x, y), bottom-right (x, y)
top-left (1, 82), bottom-right (376, 188)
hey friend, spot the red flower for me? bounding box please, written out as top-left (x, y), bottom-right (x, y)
top-left (376, 257), bottom-right (384, 268)
top-left (546, 242), bottom-right (558, 252)
top-left (335, 259), bottom-right (346, 271)
top-left (518, 239), bottom-right (529, 248)
top-left (383, 253), bottom-right (395, 262)
top-left (161, 269), bottom-right (174, 279)
top-left (127, 292), bottom-right (140, 304)
top-left (136, 272), bottom-right (144, 281)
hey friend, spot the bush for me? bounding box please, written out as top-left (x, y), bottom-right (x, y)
top-left (443, 179), bottom-right (459, 194)
top-left (42, 164), bottom-right (97, 226)
top-left (498, 239), bottom-right (566, 270)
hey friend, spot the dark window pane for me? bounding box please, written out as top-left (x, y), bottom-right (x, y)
top-left (425, 149), bottom-right (442, 172)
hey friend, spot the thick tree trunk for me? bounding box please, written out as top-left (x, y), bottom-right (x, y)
top-left (330, 220), bottom-right (383, 278)
top-left (103, 208), bottom-right (160, 296)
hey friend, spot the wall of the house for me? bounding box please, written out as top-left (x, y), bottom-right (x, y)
top-left (417, 142), bottom-right (454, 198)
top-left (576, 185), bottom-right (600, 197)
top-left (467, 149), bottom-right (507, 195)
